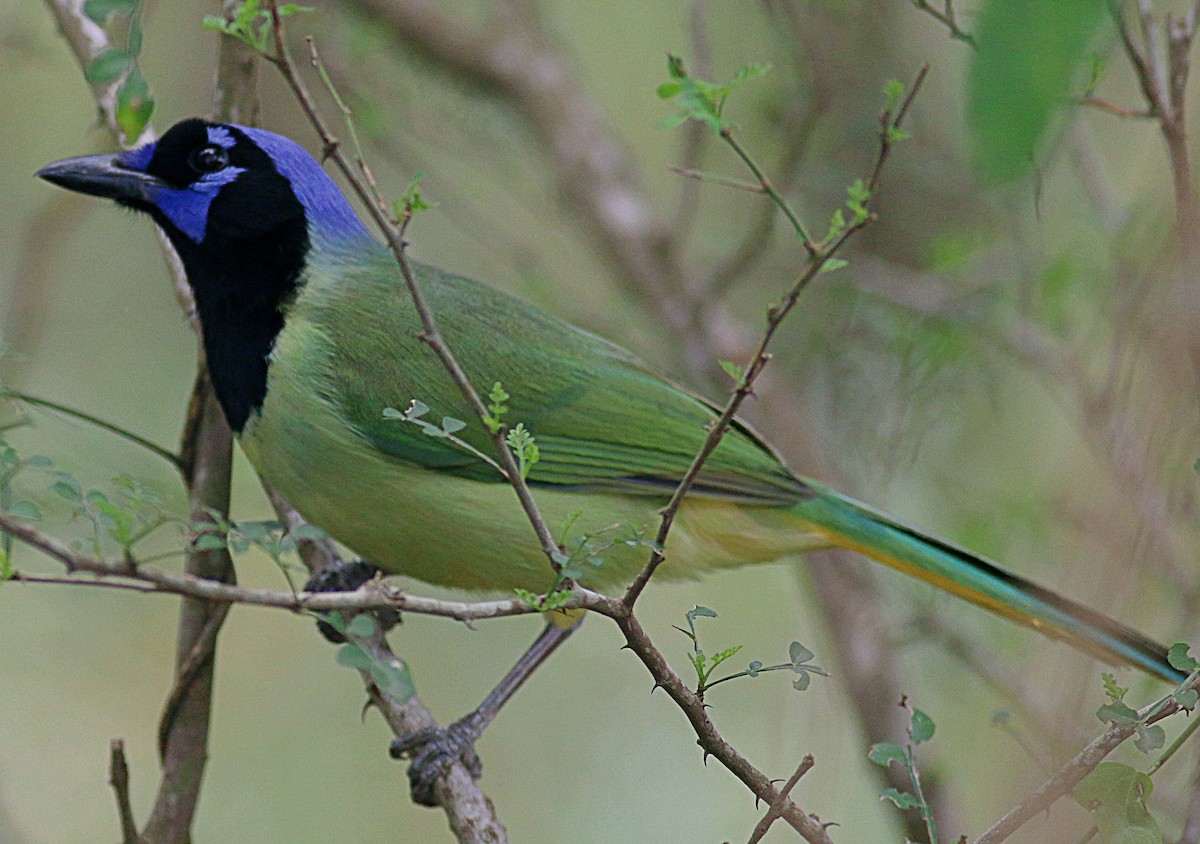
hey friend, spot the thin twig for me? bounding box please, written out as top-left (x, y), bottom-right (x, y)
top-left (356, 623), bottom-right (509, 842)
top-left (666, 165), bottom-right (765, 193)
top-left (601, 608), bottom-right (834, 843)
top-left (0, 510), bottom-right (602, 618)
top-left (108, 739), bottom-right (138, 844)
top-left (746, 755), bottom-right (816, 844)
top-left (156, 603), bottom-right (230, 760)
top-left (909, 0), bottom-right (976, 46)
top-left (1078, 95), bottom-right (1154, 119)
top-left (1, 389), bottom-right (183, 470)
top-left (621, 66), bottom-right (927, 610)
top-left (720, 130), bottom-right (817, 253)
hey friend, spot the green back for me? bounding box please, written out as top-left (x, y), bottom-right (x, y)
top-left (296, 253), bottom-right (809, 506)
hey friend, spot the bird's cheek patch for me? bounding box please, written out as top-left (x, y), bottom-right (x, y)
top-left (152, 167), bottom-right (245, 243)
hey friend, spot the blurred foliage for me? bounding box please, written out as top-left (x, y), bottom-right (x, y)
top-left (3, 0), bottom-right (1200, 842)
top-left (967, 0), bottom-right (1109, 182)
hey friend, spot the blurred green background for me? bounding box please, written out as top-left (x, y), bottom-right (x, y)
top-left (2, 1), bottom-right (1198, 841)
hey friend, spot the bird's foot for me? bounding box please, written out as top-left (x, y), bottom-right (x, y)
top-left (389, 712), bottom-right (486, 806)
top-left (303, 559), bottom-right (400, 643)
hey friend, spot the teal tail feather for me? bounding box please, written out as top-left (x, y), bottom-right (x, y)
top-left (794, 483), bottom-right (1182, 684)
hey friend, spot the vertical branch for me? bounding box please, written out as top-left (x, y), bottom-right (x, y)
top-left (261, 484), bottom-right (512, 841)
top-left (143, 7), bottom-right (258, 842)
top-left (109, 739), bottom-right (138, 844)
top-left (1113, 0), bottom-right (1200, 252)
top-left (141, 379), bottom-right (234, 844)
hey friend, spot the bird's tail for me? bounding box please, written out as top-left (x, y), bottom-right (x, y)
top-left (792, 482), bottom-right (1182, 684)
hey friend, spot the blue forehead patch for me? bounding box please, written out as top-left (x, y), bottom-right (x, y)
top-left (207, 126), bottom-right (237, 149)
top-left (117, 142), bottom-right (155, 171)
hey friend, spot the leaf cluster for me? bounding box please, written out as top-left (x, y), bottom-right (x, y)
top-left (324, 612), bottom-right (416, 704)
top-left (202, 0), bottom-right (311, 55)
top-left (82, 0), bottom-right (154, 141)
top-left (675, 605), bottom-right (826, 697)
top-left (656, 55), bottom-right (771, 134)
top-left (868, 703), bottom-right (937, 839)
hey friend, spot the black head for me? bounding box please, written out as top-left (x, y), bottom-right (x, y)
top-left (37, 118), bottom-right (368, 432)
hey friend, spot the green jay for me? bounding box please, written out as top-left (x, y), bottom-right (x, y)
top-left (36, 119), bottom-right (1181, 795)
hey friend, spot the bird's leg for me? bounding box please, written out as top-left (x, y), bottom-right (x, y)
top-left (303, 559), bottom-right (400, 643)
top-left (390, 617), bottom-right (581, 806)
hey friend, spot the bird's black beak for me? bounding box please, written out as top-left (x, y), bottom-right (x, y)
top-left (36, 152), bottom-right (164, 204)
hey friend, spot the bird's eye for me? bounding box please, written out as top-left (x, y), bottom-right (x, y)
top-left (188, 144), bottom-right (230, 174)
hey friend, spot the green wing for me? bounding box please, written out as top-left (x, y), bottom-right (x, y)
top-left (300, 257), bottom-right (808, 506)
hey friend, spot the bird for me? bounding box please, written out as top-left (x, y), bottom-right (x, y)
top-left (36, 118), bottom-right (1181, 690)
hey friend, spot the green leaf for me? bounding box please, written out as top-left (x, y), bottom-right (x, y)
top-left (1102, 672), bottom-right (1130, 702)
top-left (867, 742), bottom-right (908, 769)
top-left (709, 644), bottom-right (743, 668)
top-left (288, 524), bottom-right (326, 541)
top-left (191, 534), bottom-right (228, 551)
top-left (347, 614), bottom-right (378, 637)
top-left (1134, 724), bottom-right (1165, 755)
top-left (1074, 761), bottom-right (1152, 806)
top-left (656, 81), bottom-right (683, 99)
top-left (818, 258), bottom-right (849, 274)
top-left (335, 643), bottom-right (371, 670)
top-left (746, 660), bottom-right (762, 678)
top-left (666, 53), bottom-right (686, 80)
top-left (879, 787), bottom-right (921, 810)
top-left (910, 708), bottom-right (935, 744)
top-left (84, 0), bottom-right (136, 23)
top-left (370, 658), bottom-right (417, 703)
top-left (792, 673), bottom-right (811, 692)
top-left (1173, 689), bottom-right (1198, 710)
top-left (1168, 643), bottom-right (1199, 673)
top-left (0, 546), bottom-right (12, 581)
top-left (882, 78), bottom-right (906, 111)
top-left (85, 49), bottom-right (131, 84)
top-left (789, 641), bottom-right (814, 666)
top-left (116, 65), bottom-right (154, 141)
top-left (1073, 762), bottom-right (1162, 844)
top-left (966, 0), bottom-right (1109, 182)
top-left (7, 500), bottom-right (42, 521)
top-left (50, 481), bottom-right (82, 502)
top-left (1097, 700), bottom-right (1140, 725)
top-left (718, 360), bottom-right (744, 383)
top-left (728, 63), bottom-right (771, 89)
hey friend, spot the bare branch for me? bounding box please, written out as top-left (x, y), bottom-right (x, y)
top-left (0, 510), bottom-right (606, 619)
top-left (746, 755), bottom-right (816, 844)
top-left (909, 0), bottom-right (976, 46)
top-left (108, 740), bottom-right (138, 844)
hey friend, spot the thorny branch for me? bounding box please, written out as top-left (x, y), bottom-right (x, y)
top-left (621, 66), bottom-right (927, 608)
